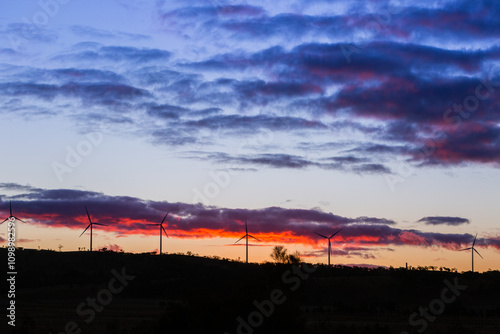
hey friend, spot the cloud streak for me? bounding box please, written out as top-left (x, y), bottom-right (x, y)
top-left (1, 184), bottom-right (499, 255)
top-left (418, 216), bottom-right (471, 226)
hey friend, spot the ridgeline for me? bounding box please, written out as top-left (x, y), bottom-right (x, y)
top-left (1, 248), bottom-right (499, 334)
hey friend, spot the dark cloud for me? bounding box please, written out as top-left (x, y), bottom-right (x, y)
top-left (146, 103), bottom-right (187, 119)
top-left (182, 42), bottom-right (500, 81)
top-left (325, 156), bottom-right (368, 164)
top-left (185, 114), bottom-right (326, 131)
top-left (162, 1), bottom-right (500, 45)
top-left (0, 183), bottom-right (42, 192)
top-left (1, 185), bottom-right (394, 234)
top-left (159, 4), bottom-right (266, 28)
top-left (2, 66), bottom-right (126, 85)
top-left (415, 122), bottom-right (500, 166)
top-left (52, 45), bottom-right (171, 64)
top-left (205, 152), bottom-right (318, 169)
top-left (396, 1), bottom-right (500, 43)
top-left (169, 76), bottom-right (325, 109)
top-left (418, 216), bottom-right (471, 226)
top-left (1, 184), bottom-right (499, 252)
top-left (346, 143), bottom-right (412, 156)
top-left (70, 25), bottom-right (150, 41)
top-left (130, 68), bottom-right (201, 87)
top-left (150, 128), bottom-right (200, 146)
top-left (221, 14), bottom-right (345, 40)
top-left (351, 163), bottom-right (392, 174)
top-left (2, 1), bottom-right (500, 173)
top-left (177, 43), bottom-right (500, 171)
top-left (331, 74), bottom-right (497, 124)
top-left (194, 152), bottom-right (391, 174)
top-left (0, 82), bottom-right (150, 105)
top-left (145, 104), bottom-right (221, 121)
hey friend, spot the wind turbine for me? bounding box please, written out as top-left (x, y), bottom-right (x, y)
top-left (1, 201), bottom-right (27, 225)
top-left (79, 206), bottom-right (106, 251)
top-left (235, 220), bottom-right (260, 263)
top-left (314, 228), bottom-right (342, 266)
top-left (460, 234), bottom-right (483, 272)
top-left (149, 212), bottom-right (169, 255)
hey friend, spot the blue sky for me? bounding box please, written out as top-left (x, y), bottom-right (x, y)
top-left (1, 0), bottom-right (499, 270)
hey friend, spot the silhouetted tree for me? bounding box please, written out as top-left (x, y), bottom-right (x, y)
top-left (271, 245), bottom-right (302, 264)
top-left (271, 245), bottom-right (288, 263)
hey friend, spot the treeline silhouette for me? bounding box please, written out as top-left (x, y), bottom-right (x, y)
top-left (2, 248), bottom-right (499, 334)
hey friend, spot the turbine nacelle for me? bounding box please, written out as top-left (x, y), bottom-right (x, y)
top-left (147, 212), bottom-right (169, 254)
top-left (235, 220), bottom-right (260, 263)
top-left (459, 233), bottom-right (484, 272)
top-left (1, 200), bottom-right (27, 225)
top-left (314, 228), bottom-right (342, 266)
top-left (79, 206), bottom-right (106, 251)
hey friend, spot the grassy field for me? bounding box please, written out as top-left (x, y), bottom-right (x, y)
top-left (1, 249), bottom-right (499, 333)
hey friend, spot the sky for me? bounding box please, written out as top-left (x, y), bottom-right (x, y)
top-left (0, 0), bottom-right (499, 271)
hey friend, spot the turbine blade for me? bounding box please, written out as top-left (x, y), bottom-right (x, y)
top-left (93, 223), bottom-right (107, 226)
top-left (460, 247), bottom-right (472, 251)
top-left (160, 212), bottom-right (169, 225)
top-left (79, 224), bottom-right (91, 237)
top-left (330, 228), bottom-right (343, 239)
top-left (13, 216), bottom-right (27, 223)
top-left (314, 232), bottom-right (328, 239)
top-left (85, 206), bottom-right (93, 224)
top-left (162, 226), bottom-right (168, 237)
top-left (473, 234), bottom-right (477, 247)
top-left (245, 220), bottom-right (248, 234)
top-left (0, 218), bottom-right (8, 225)
top-left (235, 235), bottom-right (246, 243)
top-left (473, 248), bottom-right (483, 259)
top-left (10, 200), bottom-right (13, 216)
top-left (248, 234), bottom-right (261, 241)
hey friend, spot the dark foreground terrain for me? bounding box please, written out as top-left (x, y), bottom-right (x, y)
top-left (1, 248), bottom-right (499, 334)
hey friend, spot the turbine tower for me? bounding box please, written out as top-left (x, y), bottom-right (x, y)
top-left (149, 212), bottom-right (169, 255)
top-left (235, 220), bottom-right (260, 263)
top-left (1, 201), bottom-right (27, 225)
top-left (79, 206), bottom-right (106, 251)
top-left (315, 228), bottom-right (342, 266)
top-left (460, 234), bottom-right (483, 272)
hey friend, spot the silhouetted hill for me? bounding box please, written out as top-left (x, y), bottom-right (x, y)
top-left (1, 248), bottom-right (499, 334)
